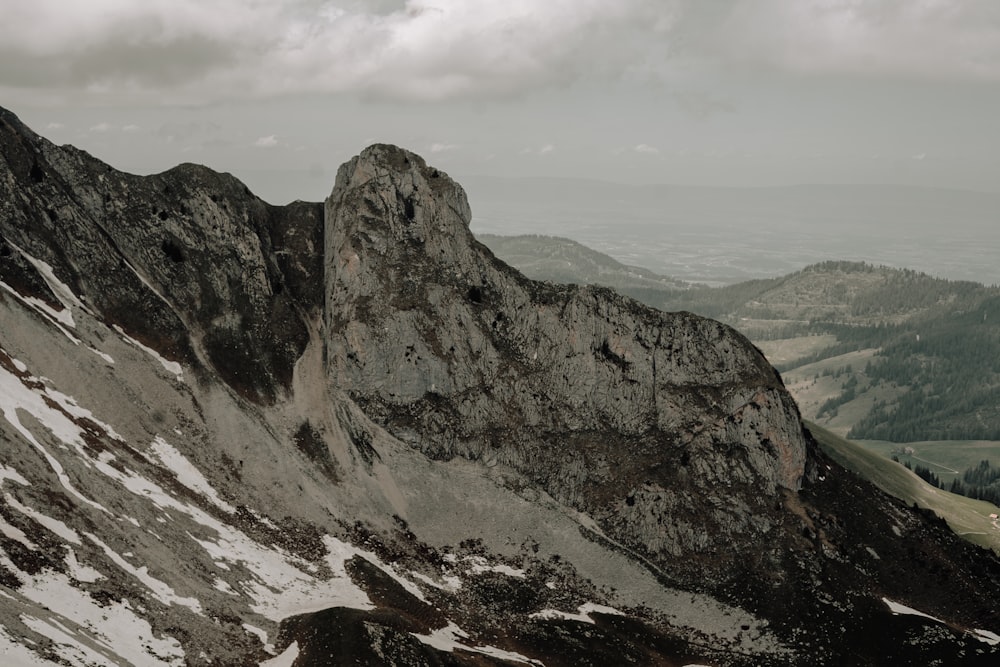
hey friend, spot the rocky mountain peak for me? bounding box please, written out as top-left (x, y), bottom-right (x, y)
top-left (324, 141), bottom-right (811, 577)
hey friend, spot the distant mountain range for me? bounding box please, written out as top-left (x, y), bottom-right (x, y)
top-left (466, 175), bottom-right (1000, 287)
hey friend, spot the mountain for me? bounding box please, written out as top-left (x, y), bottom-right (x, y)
top-left (482, 237), bottom-right (1000, 447)
top-left (475, 234), bottom-right (690, 293)
top-left (2, 107), bottom-right (1000, 665)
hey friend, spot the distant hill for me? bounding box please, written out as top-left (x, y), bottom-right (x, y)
top-left (466, 176), bottom-right (1000, 286)
top-left (482, 235), bottom-right (1000, 443)
top-left (477, 233), bottom-right (689, 292)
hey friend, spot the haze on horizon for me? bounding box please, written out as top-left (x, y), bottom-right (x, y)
top-left (2, 0), bottom-right (998, 282)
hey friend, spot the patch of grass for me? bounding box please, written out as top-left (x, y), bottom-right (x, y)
top-left (854, 438), bottom-right (1000, 487)
top-left (806, 421), bottom-right (1000, 554)
top-left (754, 334), bottom-right (838, 367)
top-left (780, 349), bottom-right (904, 435)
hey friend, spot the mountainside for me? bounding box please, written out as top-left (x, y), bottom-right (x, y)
top-left (483, 236), bottom-right (1000, 445)
top-left (2, 107), bottom-right (1000, 665)
top-left (664, 262), bottom-right (1000, 444)
top-left (475, 234), bottom-right (690, 293)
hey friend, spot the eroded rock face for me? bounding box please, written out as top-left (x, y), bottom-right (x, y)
top-left (0, 107), bottom-right (322, 403)
top-left (324, 144), bottom-right (807, 568)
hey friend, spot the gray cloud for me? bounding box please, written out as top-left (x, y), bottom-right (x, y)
top-left (3, 1), bottom-right (995, 107)
top-left (709, 0), bottom-right (1000, 82)
top-left (669, 90), bottom-right (736, 119)
top-left (0, 1), bottom-right (680, 103)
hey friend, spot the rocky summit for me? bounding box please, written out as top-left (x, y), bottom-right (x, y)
top-left (1, 106), bottom-right (999, 665)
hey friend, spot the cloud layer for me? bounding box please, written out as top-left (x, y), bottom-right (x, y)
top-left (709, 0), bottom-right (1000, 82)
top-left (1, 0), bottom-right (996, 104)
top-left (0, 0), bottom-right (675, 103)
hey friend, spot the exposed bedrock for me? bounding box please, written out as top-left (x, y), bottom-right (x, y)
top-left (323, 144), bottom-right (808, 568)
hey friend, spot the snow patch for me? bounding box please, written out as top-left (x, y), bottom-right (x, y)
top-left (0, 463), bottom-right (29, 487)
top-left (410, 622), bottom-right (543, 665)
top-left (883, 597), bottom-right (1000, 648)
top-left (88, 347), bottom-right (114, 364)
top-left (242, 622), bottom-right (269, 646)
top-left (85, 532), bottom-right (203, 613)
top-left (0, 625), bottom-right (49, 664)
top-left (530, 602), bottom-right (625, 625)
top-left (214, 578), bottom-right (238, 595)
top-left (147, 436), bottom-right (235, 513)
top-left (112, 325), bottom-right (183, 378)
top-left (20, 614), bottom-right (119, 667)
top-left (0, 279), bottom-right (80, 344)
top-left (16, 246), bottom-right (86, 312)
top-left (245, 507), bottom-right (279, 530)
top-left (0, 513), bottom-right (36, 548)
top-left (411, 570), bottom-right (461, 592)
top-left (465, 555), bottom-right (525, 578)
top-left (43, 386), bottom-right (124, 442)
top-left (973, 629), bottom-right (1000, 646)
top-left (64, 548), bottom-right (103, 583)
top-left (5, 492), bottom-right (81, 544)
top-left (0, 362), bottom-right (111, 514)
top-left (225, 535), bottom-right (374, 621)
top-left (260, 641), bottom-right (299, 667)
top-left (2, 560), bottom-right (186, 666)
top-left (882, 597), bottom-right (943, 624)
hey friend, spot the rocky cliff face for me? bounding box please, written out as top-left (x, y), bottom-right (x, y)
top-left (0, 107), bottom-right (322, 404)
top-left (2, 107), bottom-right (999, 666)
top-left (325, 144), bottom-right (807, 571)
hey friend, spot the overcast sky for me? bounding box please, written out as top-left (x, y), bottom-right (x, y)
top-left (3, 0), bottom-right (999, 204)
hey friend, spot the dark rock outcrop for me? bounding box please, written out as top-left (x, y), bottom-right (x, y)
top-left (0, 107), bottom-right (322, 403)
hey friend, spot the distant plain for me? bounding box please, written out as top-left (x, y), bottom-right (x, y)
top-left (465, 177), bottom-right (1000, 287)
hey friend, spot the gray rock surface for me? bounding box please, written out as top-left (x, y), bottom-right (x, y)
top-left (0, 107), bottom-right (322, 403)
top-left (325, 144), bottom-right (807, 569)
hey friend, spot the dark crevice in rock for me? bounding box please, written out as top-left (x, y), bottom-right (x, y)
top-left (160, 238), bottom-right (185, 263)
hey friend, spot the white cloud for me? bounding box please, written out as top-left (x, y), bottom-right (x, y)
top-left (45, 122), bottom-right (65, 130)
top-left (634, 143), bottom-right (659, 154)
top-left (429, 142), bottom-right (458, 153)
top-left (122, 124), bottom-right (140, 132)
top-left (89, 122), bottom-right (111, 133)
top-left (253, 135), bottom-right (279, 148)
top-left (538, 144), bottom-right (555, 155)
